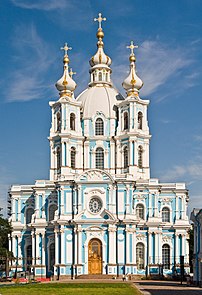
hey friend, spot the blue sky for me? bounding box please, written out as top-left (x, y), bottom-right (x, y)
top-left (0, 0), bottom-right (202, 216)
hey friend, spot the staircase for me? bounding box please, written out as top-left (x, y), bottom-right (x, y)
top-left (76, 274), bottom-right (115, 280)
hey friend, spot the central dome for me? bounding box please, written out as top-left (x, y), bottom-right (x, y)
top-left (76, 85), bottom-right (123, 119)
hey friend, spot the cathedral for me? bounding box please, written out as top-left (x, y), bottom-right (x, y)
top-left (9, 13), bottom-right (190, 279)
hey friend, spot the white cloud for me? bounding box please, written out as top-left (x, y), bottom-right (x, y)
top-left (11, 0), bottom-right (71, 11)
top-left (7, 24), bottom-right (56, 102)
top-left (160, 163), bottom-right (202, 182)
top-left (138, 40), bottom-right (193, 97)
top-left (112, 39), bottom-right (194, 99)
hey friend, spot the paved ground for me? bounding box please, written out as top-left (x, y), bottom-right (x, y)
top-left (134, 280), bottom-right (202, 295)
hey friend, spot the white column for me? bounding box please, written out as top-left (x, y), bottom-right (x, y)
top-left (175, 195), bottom-right (179, 220)
top-left (77, 228), bottom-right (82, 264)
top-left (77, 185), bottom-right (82, 212)
top-left (32, 232), bottom-right (35, 266)
top-left (17, 234), bottom-right (23, 266)
top-left (12, 235), bottom-right (17, 259)
top-left (181, 197), bottom-right (185, 219)
top-left (181, 234), bottom-right (185, 256)
top-left (41, 233), bottom-right (45, 265)
top-left (110, 140), bottom-right (115, 172)
top-left (108, 226), bottom-right (116, 264)
top-left (185, 234), bottom-right (189, 264)
top-left (55, 229), bottom-right (59, 265)
top-left (154, 193), bottom-right (158, 217)
top-left (126, 227), bottom-right (130, 264)
top-left (126, 185), bottom-right (130, 215)
top-left (12, 198), bottom-right (16, 221)
top-left (175, 233), bottom-right (179, 263)
top-left (17, 198), bottom-right (21, 222)
top-left (132, 229), bottom-right (136, 265)
top-left (61, 228), bottom-right (65, 264)
top-left (74, 228), bottom-right (78, 265)
top-left (148, 232), bottom-right (152, 264)
top-left (155, 233), bottom-right (159, 264)
top-left (35, 233), bottom-right (40, 265)
top-left (60, 188), bottom-right (64, 215)
top-left (159, 232), bottom-right (162, 264)
top-left (148, 195), bottom-right (152, 218)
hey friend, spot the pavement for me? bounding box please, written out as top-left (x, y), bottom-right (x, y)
top-left (134, 280), bottom-right (202, 295)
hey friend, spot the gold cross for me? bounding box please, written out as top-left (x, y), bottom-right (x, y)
top-left (69, 68), bottom-right (76, 78)
top-left (60, 42), bottom-right (72, 55)
top-left (94, 13), bottom-right (106, 29)
top-left (126, 41), bottom-right (138, 55)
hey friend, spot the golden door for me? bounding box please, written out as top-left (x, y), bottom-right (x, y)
top-left (88, 239), bottom-right (102, 274)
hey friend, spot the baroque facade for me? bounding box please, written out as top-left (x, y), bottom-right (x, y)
top-left (9, 14), bottom-right (190, 279)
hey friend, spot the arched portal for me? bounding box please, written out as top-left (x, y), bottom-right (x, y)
top-left (88, 238), bottom-right (102, 274)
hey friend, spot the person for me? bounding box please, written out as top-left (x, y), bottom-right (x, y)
top-left (122, 274), bottom-right (126, 281)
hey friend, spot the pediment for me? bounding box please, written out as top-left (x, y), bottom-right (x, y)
top-left (76, 169), bottom-right (114, 182)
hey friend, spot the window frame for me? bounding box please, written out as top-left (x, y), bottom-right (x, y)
top-left (136, 203), bottom-right (145, 220)
top-left (70, 113), bottom-right (76, 131)
top-left (95, 147), bottom-right (104, 170)
top-left (123, 111), bottom-right (129, 130)
top-left (162, 244), bottom-right (170, 269)
top-left (136, 242), bottom-right (145, 270)
top-left (70, 147), bottom-right (76, 169)
top-left (138, 145), bottom-right (143, 168)
top-left (95, 118), bottom-right (104, 136)
top-left (162, 207), bottom-right (170, 222)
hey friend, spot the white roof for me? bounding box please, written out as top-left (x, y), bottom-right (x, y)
top-left (77, 85), bottom-right (123, 118)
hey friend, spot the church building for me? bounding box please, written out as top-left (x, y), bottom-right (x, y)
top-left (9, 14), bottom-right (190, 279)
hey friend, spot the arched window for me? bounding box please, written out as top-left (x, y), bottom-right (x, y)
top-left (26, 208), bottom-right (34, 224)
top-left (123, 146), bottom-right (128, 169)
top-left (124, 112), bottom-right (129, 130)
top-left (49, 243), bottom-right (55, 272)
top-left (138, 112), bottom-right (143, 129)
top-left (56, 147), bottom-right (61, 170)
top-left (136, 204), bottom-right (144, 219)
top-left (136, 243), bottom-right (145, 270)
top-left (70, 113), bottom-right (76, 130)
top-left (106, 73), bottom-right (108, 81)
top-left (162, 207), bottom-right (170, 222)
top-left (98, 72), bottom-right (102, 81)
top-left (49, 204), bottom-right (57, 221)
top-left (71, 147), bottom-right (76, 169)
top-left (162, 244), bottom-right (170, 269)
top-left (56, 112), bottom-right (61, 132)
top-left (138, 146), bottom-right (143, 168)
top-left (95, 118), bottom-right (104, 136)
top-left (96, 147), bottom-right (104, 170)
top-left (26, 245), bottom-right (32, 270)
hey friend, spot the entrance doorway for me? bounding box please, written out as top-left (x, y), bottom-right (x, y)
top-left (88, 239), bottom-right (102, 274)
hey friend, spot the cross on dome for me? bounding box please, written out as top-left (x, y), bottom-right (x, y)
top-left (61, 43), bottom-right (72, 55)
top-left (94, 13), bottom-right (106, 29)
top-left (126, 41), bottom-right (138, 55)
top-left (69, 68), bottom-right (76, 78)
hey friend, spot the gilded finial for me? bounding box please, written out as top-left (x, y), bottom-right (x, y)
top-left (126, 41), bottom-right (138, 62)
top-left (61, 42), bottom-right (72, 64)
top-left (69, 68), bottom-right (76, 78)
top-left (94, 12), bottom-right (106, 30)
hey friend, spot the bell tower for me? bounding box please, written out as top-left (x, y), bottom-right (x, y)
top-left (116, 41), bottom-right (151, 180)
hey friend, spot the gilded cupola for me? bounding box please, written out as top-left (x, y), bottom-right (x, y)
top-left (55, 43), bottom-right (77, 97)
top-left (89, 13), bottom-right (112, 86)
top-left (122, 41), bottom-right (143, 96)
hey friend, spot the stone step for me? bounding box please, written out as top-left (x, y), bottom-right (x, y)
top-left (76, 274), bottom-right (114, 280)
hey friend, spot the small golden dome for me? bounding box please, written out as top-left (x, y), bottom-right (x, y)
top-left (97, 29), bottom-right (104, 39)
top-left (129, 55), bottom-right (136, 62)
top-left (63, 55), bottom-right (69, 64)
